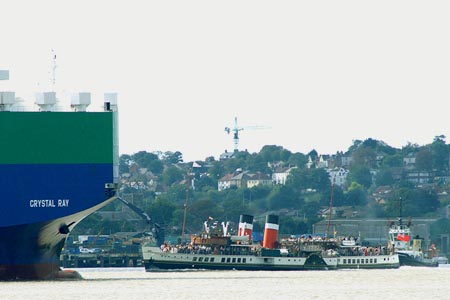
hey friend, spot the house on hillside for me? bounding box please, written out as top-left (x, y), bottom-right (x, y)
top-left (327, 167), bottom-right (349, 187)
top-left (219, 150), bottom-right (234, 161)
top-left (341, 155), bottom-right (353, 167)
top-left (272, 166), bottom-right (297, 185)
top-left (372, 185), bottom-right (393, 205)
top-left (403, 153), bottom-right (416, 170)
top-left (218, 171), bottom-right (250, 191)
top-left (317, 155), bottom-right (329, 169)
top-left (406, 171), bottom-right (433, 184)
top-left (247, 172), bottom-right (273, 188)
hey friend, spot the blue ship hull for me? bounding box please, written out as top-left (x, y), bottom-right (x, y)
top-left (0, 196), bottom-right (116, 280)
top-left (0, 163), bottom-right (117, 279)
top-left (0, 164), bottom-right (115, 227)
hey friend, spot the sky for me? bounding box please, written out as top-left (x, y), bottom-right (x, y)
top-left (1, 1), bottom-right (450, 162)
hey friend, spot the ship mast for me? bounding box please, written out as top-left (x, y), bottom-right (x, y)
top-left (50, 48), bottom-right (57, 87)
top-left (326, 177), bottom-right (335, 237)
top-left (181, 172), bottom-right (192, 242)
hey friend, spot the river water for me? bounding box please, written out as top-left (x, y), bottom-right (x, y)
top-left (1, 266), bottom-right (449, 300)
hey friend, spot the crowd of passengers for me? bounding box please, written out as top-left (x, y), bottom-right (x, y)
top-left (160, 242), bottom-right (258, 256)
top-left (159, 235), bottom-right (392, 257)
top-left (281, 235), bottom-right (393, 257)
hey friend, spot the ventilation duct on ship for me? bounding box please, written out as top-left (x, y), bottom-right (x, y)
top-left (104, 93), bottom-right (118, 112)
top-left (263, 214), bottom-right (279, 249)
top-left (0, 70), bottom-right (9, 80)
top-left (71, 92), bottom-right (91, 112)
top-left (0, 71), bottom-right (14, 111)
top-left (0, 91), bottom-right (15, 111)
top-left (35, 92), bottom-right (56, 111)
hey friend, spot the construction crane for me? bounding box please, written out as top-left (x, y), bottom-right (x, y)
top-left (224, 117), bottom-right (269, 153)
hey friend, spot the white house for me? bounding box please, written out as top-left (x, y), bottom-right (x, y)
top-left (272, 166), bottom-right (297, 185)
top-left (327, 167), bottom-right (349, 187)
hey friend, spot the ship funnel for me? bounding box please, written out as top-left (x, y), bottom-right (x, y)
top-left (35, 92), bottom-right (56, 111)
top-left (263, 214), bottom-right (279, 249)
top-left (104, 93), bottom-right (118, 112)
top-left (238, 214), bottom-right (254, 241)
top-left (71, 92), bottom-right (91, 112)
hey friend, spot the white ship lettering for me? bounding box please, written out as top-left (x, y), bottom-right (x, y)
top-left (29, 199), bottom-right (56, 208)
top-left (58, 199), bottom-right (69, 207)
top-left (29, 199), bottom-right (70, 208)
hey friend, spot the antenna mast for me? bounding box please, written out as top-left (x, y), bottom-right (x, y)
top-left (181, 173), bottom-right (191, 242)
top-left (326, 177), bottom-right (336, 237)
top-left (50, 49), bottom-right (57, 86)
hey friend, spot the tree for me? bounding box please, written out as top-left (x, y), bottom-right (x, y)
top-left (194, 174), bottom-right (216, 192)
top-left (348, 165), bottom-right (372, 189)
top-left (302, 201), bottom-right (322, 231)
top-left (385, 187), bottom-right (439, 217)
top-left (267, 185), bottom-right (302, 210)
top-left (344, 182), bottom-right (367, 207)
top-left (287, 168), bottom-right (331, 194)
top-left (415, 148), bottom-right (433, 173)
top-left (246, 153), bottom-right (271, 173)
top-left (259, 145), bottom-right (289, 162)
top-left (362, 138), bottom-right (378, 149)
top-left (288, 152), bottom-right (308, 169)
top-left (187, 198), bottom-right (223, 231)
top-left (131, 151), bottom-right (163, 174)
top-left (208, 161), bottom-right (226, 181)
top-left (119, 154), bottom-right (132, 173)
top-left (163, 151), bottom-right (184, 164)
top-left (381, 153), bottom-right (403, 168)
top-left (352, 145), bottom-right (377, 168)
top-left (329, 185), bottom-right (345, 207)
top-left (279, 216), bottom-right (308, 235)
top-left (348, 140), bottom-right (363, 153)
top-left (431, 135), bottom-right (449, 175)
top-left (162, 166), bottom-right (184, 186)
top-left (149, 198), bottom-right (177, 225)
top-left (375, 168), bottom-right (395, 186)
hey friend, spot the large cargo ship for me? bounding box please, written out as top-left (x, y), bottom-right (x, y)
top-left (0, 70), bottom-right (119, 279)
